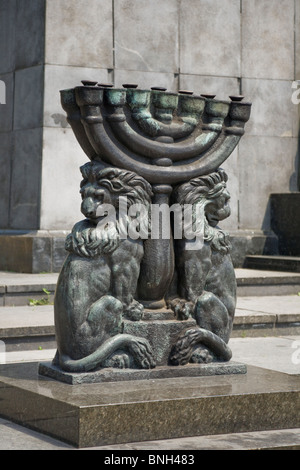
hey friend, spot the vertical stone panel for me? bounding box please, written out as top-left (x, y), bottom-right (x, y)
top-left (238, 136), bottom-right (297, 230)
top-left (0, 0), bottom-right (17, 73)
top-left (114, 0), bottom-right (179, 73)
top-left (241, 78), bottom-right (298, 138)
top-left (9, 128), bottom-right (43, 230)
top-left (45, 0), bottom-right (113, 68)
top-left (296, 0), bottom-right (300, 80)
top-left (0, 133), bottom-right (12, 228)
top-left (13, 65), bottom-right (44, 131)
top-left (241, 0), bottom-right (294, 80)
top-left (0, 73), bottom-right (14, 132)
top-left (15, 0), bottom-right (46, 69)
top-left (179, 0), bottom-right (241, 77)
top-left (40, 127), bottom-right (87, 231)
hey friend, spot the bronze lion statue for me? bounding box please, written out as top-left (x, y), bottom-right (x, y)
top-left (53, 161), bottom-right (156, 372)
top-left (168, 169), bottom-right (236, 365)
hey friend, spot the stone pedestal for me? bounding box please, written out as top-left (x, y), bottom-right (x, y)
top-left (0, 362), bottom-right (299, 448)
top-left (39, 312), bottom-right (246, 384)
top-left (39, 361), bottom-right (246, 386)
top-left (124, 313), bottom-right (195, 366)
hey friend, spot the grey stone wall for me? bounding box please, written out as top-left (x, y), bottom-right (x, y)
top-left (0, 0), bottom-right (299, 236)
top-left (0, 0), bottom-right (45, 230)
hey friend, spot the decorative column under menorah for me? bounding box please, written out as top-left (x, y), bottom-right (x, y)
top-left (39, 82), bottom-right (251, 384)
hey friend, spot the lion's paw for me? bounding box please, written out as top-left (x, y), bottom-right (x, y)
top-left (104, 353), bottom-right (131, 369)
top-left (190, 346), bottom-right (215, 364)
top-left (128, 336), bottom-right (156, 369)
top-left (167, 298), bottom-right (194, 320)
top-left (123, 300), bottom-right (144, 321)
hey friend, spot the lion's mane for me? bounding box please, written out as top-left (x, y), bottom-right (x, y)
top-left (173, 169), bottom-right (231, 254)
top-left (65, 162), bottom-right (153, 258)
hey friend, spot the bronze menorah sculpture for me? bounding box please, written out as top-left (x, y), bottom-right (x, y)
top-left (40, 82), bottom-right (251, 381)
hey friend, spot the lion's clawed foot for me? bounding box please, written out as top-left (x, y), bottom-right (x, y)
top-left (169, 328), bottom-right (214, 365)
top-left (105, 353), bottom-right (131, 369)
top-left (167, 298), bottom-right (194, 320)
top-left (190, 346), bottom-right (215, 363)
top-left (123, 300), bottom-right (144, 321)
top-left (127, 336), bottom-right (156, 369)
top-left (104, 336), bottom-right (155, 369)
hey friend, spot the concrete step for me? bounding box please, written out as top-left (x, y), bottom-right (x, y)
top-left (245, 255), bottom-right (300, 273)
top-left (233, 295), bottom-right (300, 337)
top-left (235, 268), bottom-right (300, 296)
top-left (2, 335), bottom-right (300, 376)
top-left (0, 305), bottom-right (56, 352)
top-left (0, 269), bottom-right (300, 351)
top-left (1, 269), bottom-right (300, 307)
top-left (0, 295), bottom-right (300, 352)
top-left (0, 271), bottom-right (57, 307)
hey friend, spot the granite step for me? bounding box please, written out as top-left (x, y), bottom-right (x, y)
top-left (0, 304), bottom-right (56, 352)
top-left (235, 268), bottom-right (300, 296)
top-left (0, 269), bottom-right (300, 351)
top-left (2, 335), bottom-right (300, 376)
top-left (0, 294), bottom-right (300, 352)
top-left (0, 271), bottom-right (57, 307)
top-left (1, 269), bottom-right (300, 307)
top-left (245, 255), bottom-right (300, 273)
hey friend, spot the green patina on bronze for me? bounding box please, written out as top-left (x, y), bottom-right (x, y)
top-left (49, 83), bottom-right (252, 379)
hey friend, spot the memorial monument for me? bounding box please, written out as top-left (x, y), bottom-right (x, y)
top-left (39, 82), bottom-right (251, 382)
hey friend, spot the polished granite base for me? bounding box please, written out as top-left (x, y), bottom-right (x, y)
top-left (38, 360), bottom-right (247, 384)
top-left (0, 362), bottom-right (299, 448)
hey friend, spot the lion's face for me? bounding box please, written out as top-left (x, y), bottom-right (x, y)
top-left (205, 188), bottom-right (231, 227)
top-left (80, 182), bottom-right (113, 224)
top-left (66, 163), bottom-right (154, 258)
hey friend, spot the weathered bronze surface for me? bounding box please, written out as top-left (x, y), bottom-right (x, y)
top-left (41, 83), bottom-right (251, 379)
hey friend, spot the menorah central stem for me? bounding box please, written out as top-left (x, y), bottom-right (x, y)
top-left (138, 184), bottom-right (174, 309)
